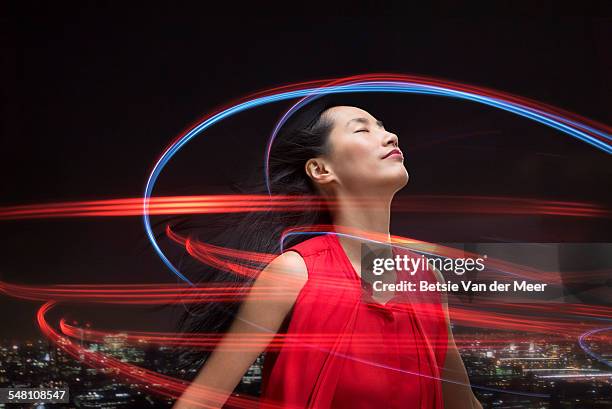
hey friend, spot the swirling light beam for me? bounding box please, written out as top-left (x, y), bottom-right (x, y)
top-left (0, 195), bottom-right (607, 221)
top-left (143, 74), bottom-right (612, 284)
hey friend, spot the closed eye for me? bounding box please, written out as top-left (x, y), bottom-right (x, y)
top-left (355, 128), bottom-right (369, 133)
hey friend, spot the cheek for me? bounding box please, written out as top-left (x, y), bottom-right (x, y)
top-left (332, 142), bottom-right (376, 174)
top-left (331, 140), bottom-right (408, 187)
top-left (333, 135), bottom-right (375, 162)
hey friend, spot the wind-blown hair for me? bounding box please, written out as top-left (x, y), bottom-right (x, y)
top-left (171, 94), bottom-right (365, 375)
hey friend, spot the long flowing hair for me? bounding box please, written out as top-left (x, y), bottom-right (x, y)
top-left (168, 95), bottom-right (366, 374)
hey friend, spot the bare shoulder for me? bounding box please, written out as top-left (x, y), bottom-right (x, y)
top-left (257, 250), bottom-right (308, 288)
top-left (279, 250), bottom-right (308, 274)
top-left (226, 251), bottom-right (309, 329)
top-left (269, 250), bottom-right (308, 277)
top-left (429, 264), bottom-right (446, 285)
top-left (425, 260), bottom-right (449, 307)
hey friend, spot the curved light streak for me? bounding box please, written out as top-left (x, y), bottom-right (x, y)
top-left (578, 326), bottom-right (612, 368)
top-left (143, 74), bottom-right (612, 284)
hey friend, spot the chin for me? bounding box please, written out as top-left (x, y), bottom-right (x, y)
top-left (378, 168), bottom-right (409, 193)
top-left (395, 169), bottom-right (409, 191)
top-left (394, 165), bottom-right (409, 183)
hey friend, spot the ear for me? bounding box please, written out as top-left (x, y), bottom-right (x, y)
top-left (305, 157), bottom-right (335, 186)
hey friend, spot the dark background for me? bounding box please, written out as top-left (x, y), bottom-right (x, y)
top-left (1, 6), bottom-right (611, 338)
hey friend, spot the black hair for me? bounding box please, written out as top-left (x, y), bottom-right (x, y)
top-left (168, 94), bottom-right (371, 375)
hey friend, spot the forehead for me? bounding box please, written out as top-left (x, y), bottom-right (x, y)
top-left (324, 105), bottom-right (377, 128)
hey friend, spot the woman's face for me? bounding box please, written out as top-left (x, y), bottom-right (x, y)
top-left (317, 105), bottom-right (409, 196)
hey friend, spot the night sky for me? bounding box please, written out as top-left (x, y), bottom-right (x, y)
top-left (2, 6), bottom-right (611, 338)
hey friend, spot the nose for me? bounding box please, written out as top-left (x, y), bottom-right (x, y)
top-left (383, 131), bottom-right (399, 148)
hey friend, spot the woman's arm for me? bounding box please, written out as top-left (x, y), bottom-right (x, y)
top-left (440, 321), bottom-right (483, 409)
top-left (431, 267), bottom-right (483, 409)
top-left (172, 251), bottom-right (308, 409)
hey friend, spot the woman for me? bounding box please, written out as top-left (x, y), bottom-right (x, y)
top-left (172, 94), bottom-right (482, 409)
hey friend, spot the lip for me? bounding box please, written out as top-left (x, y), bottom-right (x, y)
top-left (382, 148), bottom-right (403, 159)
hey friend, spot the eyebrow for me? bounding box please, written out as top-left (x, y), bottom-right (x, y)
top-left (346, 117), bottom-right (385, 129)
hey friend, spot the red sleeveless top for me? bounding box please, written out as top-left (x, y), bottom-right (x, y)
top-left (260, 234), bottom-right (448, 409)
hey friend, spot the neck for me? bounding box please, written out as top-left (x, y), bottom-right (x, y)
top-left (330, 192), bottom-right (393, 274)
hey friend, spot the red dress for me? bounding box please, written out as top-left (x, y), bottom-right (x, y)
top-left (260, 233), bottom-right (448, 409)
